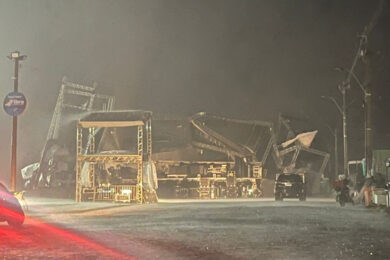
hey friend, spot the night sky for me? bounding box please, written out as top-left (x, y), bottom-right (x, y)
top-left (0, 0), bottom-right (389, 185)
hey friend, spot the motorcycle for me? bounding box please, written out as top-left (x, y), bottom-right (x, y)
top-left (333, 179), bottom-right (354, 207)
top-left (335, 188), bottom-right (354, 207)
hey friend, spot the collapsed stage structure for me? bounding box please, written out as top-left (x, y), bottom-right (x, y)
top-left (152, 113), bottom-right (329, 198)
top-left (22, 78), bottom-right (115, 190)
top-left (22, 80), bottom-right (330, 202)
top-left (274, 115), bottom-right (330, 194)
top-left (152, 112), bottom-right (274, 199)
top-left (22, 79), bottom-right (158, 203)
top-left (75, 110), bottom-right (157, 203)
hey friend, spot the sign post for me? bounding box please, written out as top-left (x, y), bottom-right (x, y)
top-left (5, 51), bottom-right (27, 192)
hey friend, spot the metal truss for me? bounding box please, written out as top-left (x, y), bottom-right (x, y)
top-left (75, 113), bottom-right (152, 204)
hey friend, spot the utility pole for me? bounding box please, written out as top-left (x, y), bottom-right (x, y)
top-left (334, 127), bottom-right (338, 179)
top-left (338, 0), bottom-right (385, 176)
top-left (361, 38), bottom-right (373, 177)
top-left (360, 0), bottom-right (386, 173)
top-left (340, 83), bottom-right (349, 177)
top-left (364, 79), bottom-right (372, 177)
top-left (7, 51), bottom-right (27, 191)
top-left (336, 66), bottom-right (369, 175)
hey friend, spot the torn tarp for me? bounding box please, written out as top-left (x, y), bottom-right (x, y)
top-left (143, 161), bottom-right (158, 190)
top-left (21, 163), bottom-right (40, 180)
top-left (281, 130), bottom-right (318, 148)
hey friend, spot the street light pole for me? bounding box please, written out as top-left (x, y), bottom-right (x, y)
top-left (321, 93), bottom-right (348, 177)
top-left (335, 66), bottom-right (371, 177)
top-left (362, 57), bottom-right (373, 177)
top-left (365, 91), bottom-right (372, 176)
top-left (7, 51), bottom-right (27, 192)
top-left (324, 125), bottom-right (339, 180)
top-left (334, 127), bottom-right (338, 179)
top-left (332, 0), bottom-right (386, 176)
top-left (340, 84), bottom-right (349, 177)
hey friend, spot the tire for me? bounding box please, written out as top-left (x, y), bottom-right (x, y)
top-left (339, 191), bottom-right (349, 207)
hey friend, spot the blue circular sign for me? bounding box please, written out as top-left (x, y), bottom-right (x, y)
top-left (3, 92), bottom-right (27, 116)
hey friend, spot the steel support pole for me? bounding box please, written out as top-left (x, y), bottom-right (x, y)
top-left (334, 128), bottom-right (338, 179)
top-left (363, 53), bottom-right (373, 176)
top-left (321, 95), bottom-right (345, 177)
top-left (365, 91), bottom-right (372, 176)
top-left (10, 59), bottom-right (19, 192)
top-left (341, 87), bottom-right (348, 177)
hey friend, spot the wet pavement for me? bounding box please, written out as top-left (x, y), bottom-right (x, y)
top-left (1, 197), bottom-right (389, 259)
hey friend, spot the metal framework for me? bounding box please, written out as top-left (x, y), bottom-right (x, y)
top-left (136, 125), bottom-right (144, 203)
top-left (32, 78), bottom-right (115, 188)
top-left (155, 159), bottom-right (262, 199)
top-left (47, 78), bottom-right (114, 142)
top-left (278, 144), bottom-right (330, 176)
top-left (274, 115), bottom-right (330, 177)
top-left (190, 113), bottom-right (274, 176)
top-left (75, 113), bottom-right (152, 203)
top-left (152, 113), bottom-right (272, 199)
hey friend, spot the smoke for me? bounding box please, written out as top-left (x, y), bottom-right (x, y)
top-left (0, 0), bottom-right (388, 186)
top-left (60, 111), bottom-right (91, 126)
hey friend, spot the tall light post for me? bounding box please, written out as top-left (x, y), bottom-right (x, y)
top-left (330, 0), bottom-right (386, 178)
top-left (335, 66), bottom-right (371, 177)
top-left (322, 124), bottom-right (339, 180)
top-left (334, 127), bottom-right (338, 180)
top-left (7, 51), bottom-right (27, 191)
top-left (321, 91), bottom-right (349, 177)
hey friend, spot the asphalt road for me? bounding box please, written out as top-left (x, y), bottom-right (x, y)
top-left (1, 198), bottom-right (389, 259)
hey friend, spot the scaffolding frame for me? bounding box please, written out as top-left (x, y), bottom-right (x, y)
top-left (33, 78), bottom-right (115, 188)
top-left (47, 78), bottom-right (114, 142)
top-left (75, 116), bottom-right (152, 203)
top-left (189, 112), bottom-right (274, 178)
top-left (278, 144), bottom-right (330, 176)
top-left (273, 114), bottom-right (330, 177)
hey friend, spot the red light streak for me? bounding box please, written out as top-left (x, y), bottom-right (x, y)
top-left (0, 195), bottom-right (134, 259)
